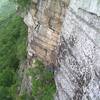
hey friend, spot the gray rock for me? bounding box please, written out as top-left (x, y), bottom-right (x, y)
top-left (21, 0), bottom-right (100, 99)
top-left (55, 1), bottom-right (100, 99)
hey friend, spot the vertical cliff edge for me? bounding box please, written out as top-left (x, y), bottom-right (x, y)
top-left (24, 0), bottom-right (69, 66)
top-left (21, 0), bottom-right (100, 99)
top-left (55, 0), bottom-right (100, 100)
top-left (20, 0), bottom-right (69, 96)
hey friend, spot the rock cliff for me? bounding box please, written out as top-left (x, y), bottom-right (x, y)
top-left (22, 0), bottom-right (100, 99)
top-left (55, 0), bottom-right (100, 100)
top-left (21, 0), bottom-right (69, 95)
top-left (24, 0), bottom-right (69, 66)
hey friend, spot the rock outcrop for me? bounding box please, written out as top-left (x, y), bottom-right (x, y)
top-left (55, 0), bottom-right (100, 100)
top-left (21, 0), bottom-right (69, 95)
top-left (22, 0), bottom-right (100, 99)
top-left (24, 0), bottom-right (69, 66)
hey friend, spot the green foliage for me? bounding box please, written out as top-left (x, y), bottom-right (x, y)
top-left (0, 87), bottom-right (13, 100)
top-left (0, 14), bottom-right (27, 69)
top-left (0, 67), bottom-right (16, 87)
top-left (10, 0), bottom-right (32, 12)
top-left (17, 0), bottom-right (31, 8)
top-left (28, 60), bottom-right (56, 100)
top-left (0, 71), bottom-right (18, 100)
top-left (18, 93), bottom-right (34, 100)
top-left (0, 0), bottom-right (28, 99)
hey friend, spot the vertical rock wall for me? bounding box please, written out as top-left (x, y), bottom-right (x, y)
top-left (21, 0), bottom-right (69, 95)
top-left (24, 0), bottom-right (69, 66)
top-left (55, 0), bottom-right (100, 100)
top-left (22, 0), bottom-right (100, 99)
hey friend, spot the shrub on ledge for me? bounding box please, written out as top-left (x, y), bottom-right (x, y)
top-left (28, 59), bottom-right (56, 100)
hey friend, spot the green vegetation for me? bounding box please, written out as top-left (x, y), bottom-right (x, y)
top-left (0, 14), bottom-right (27, 99)
top-left (0, 0), bottom-right (27, 99)
top-left (10, 0), bottom-right (32, 12)
top-left (28, 60), bottom-right (56, 100)
top-left (0, 14), bottom-right (27, 69)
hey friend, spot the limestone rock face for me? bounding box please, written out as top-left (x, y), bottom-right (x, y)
top-left (70, 0), bottom-right (100, 16)
top-left (23, 0), bottom-right (100, 99)
top-left (55, 0), bottom-right (100, 100)
top-left (24, 0), bottom-right (69, 66)
top-left (21, 0), bottom-right (69, 95)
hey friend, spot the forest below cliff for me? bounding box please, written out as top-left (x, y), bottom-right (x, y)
top-left (0, 0), bottom-right (27, 99)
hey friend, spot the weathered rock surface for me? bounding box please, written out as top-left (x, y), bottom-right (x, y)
top-left (21, 0), bottom-right (69, 95)
top-left (55, 0), bottom-right (100, 100)
top-left (24, 0), bottom-right (69, 66)
top-left (22, 0), bottom-right (100, 99)
top-left (70, 0), bottom-right (100, 16)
